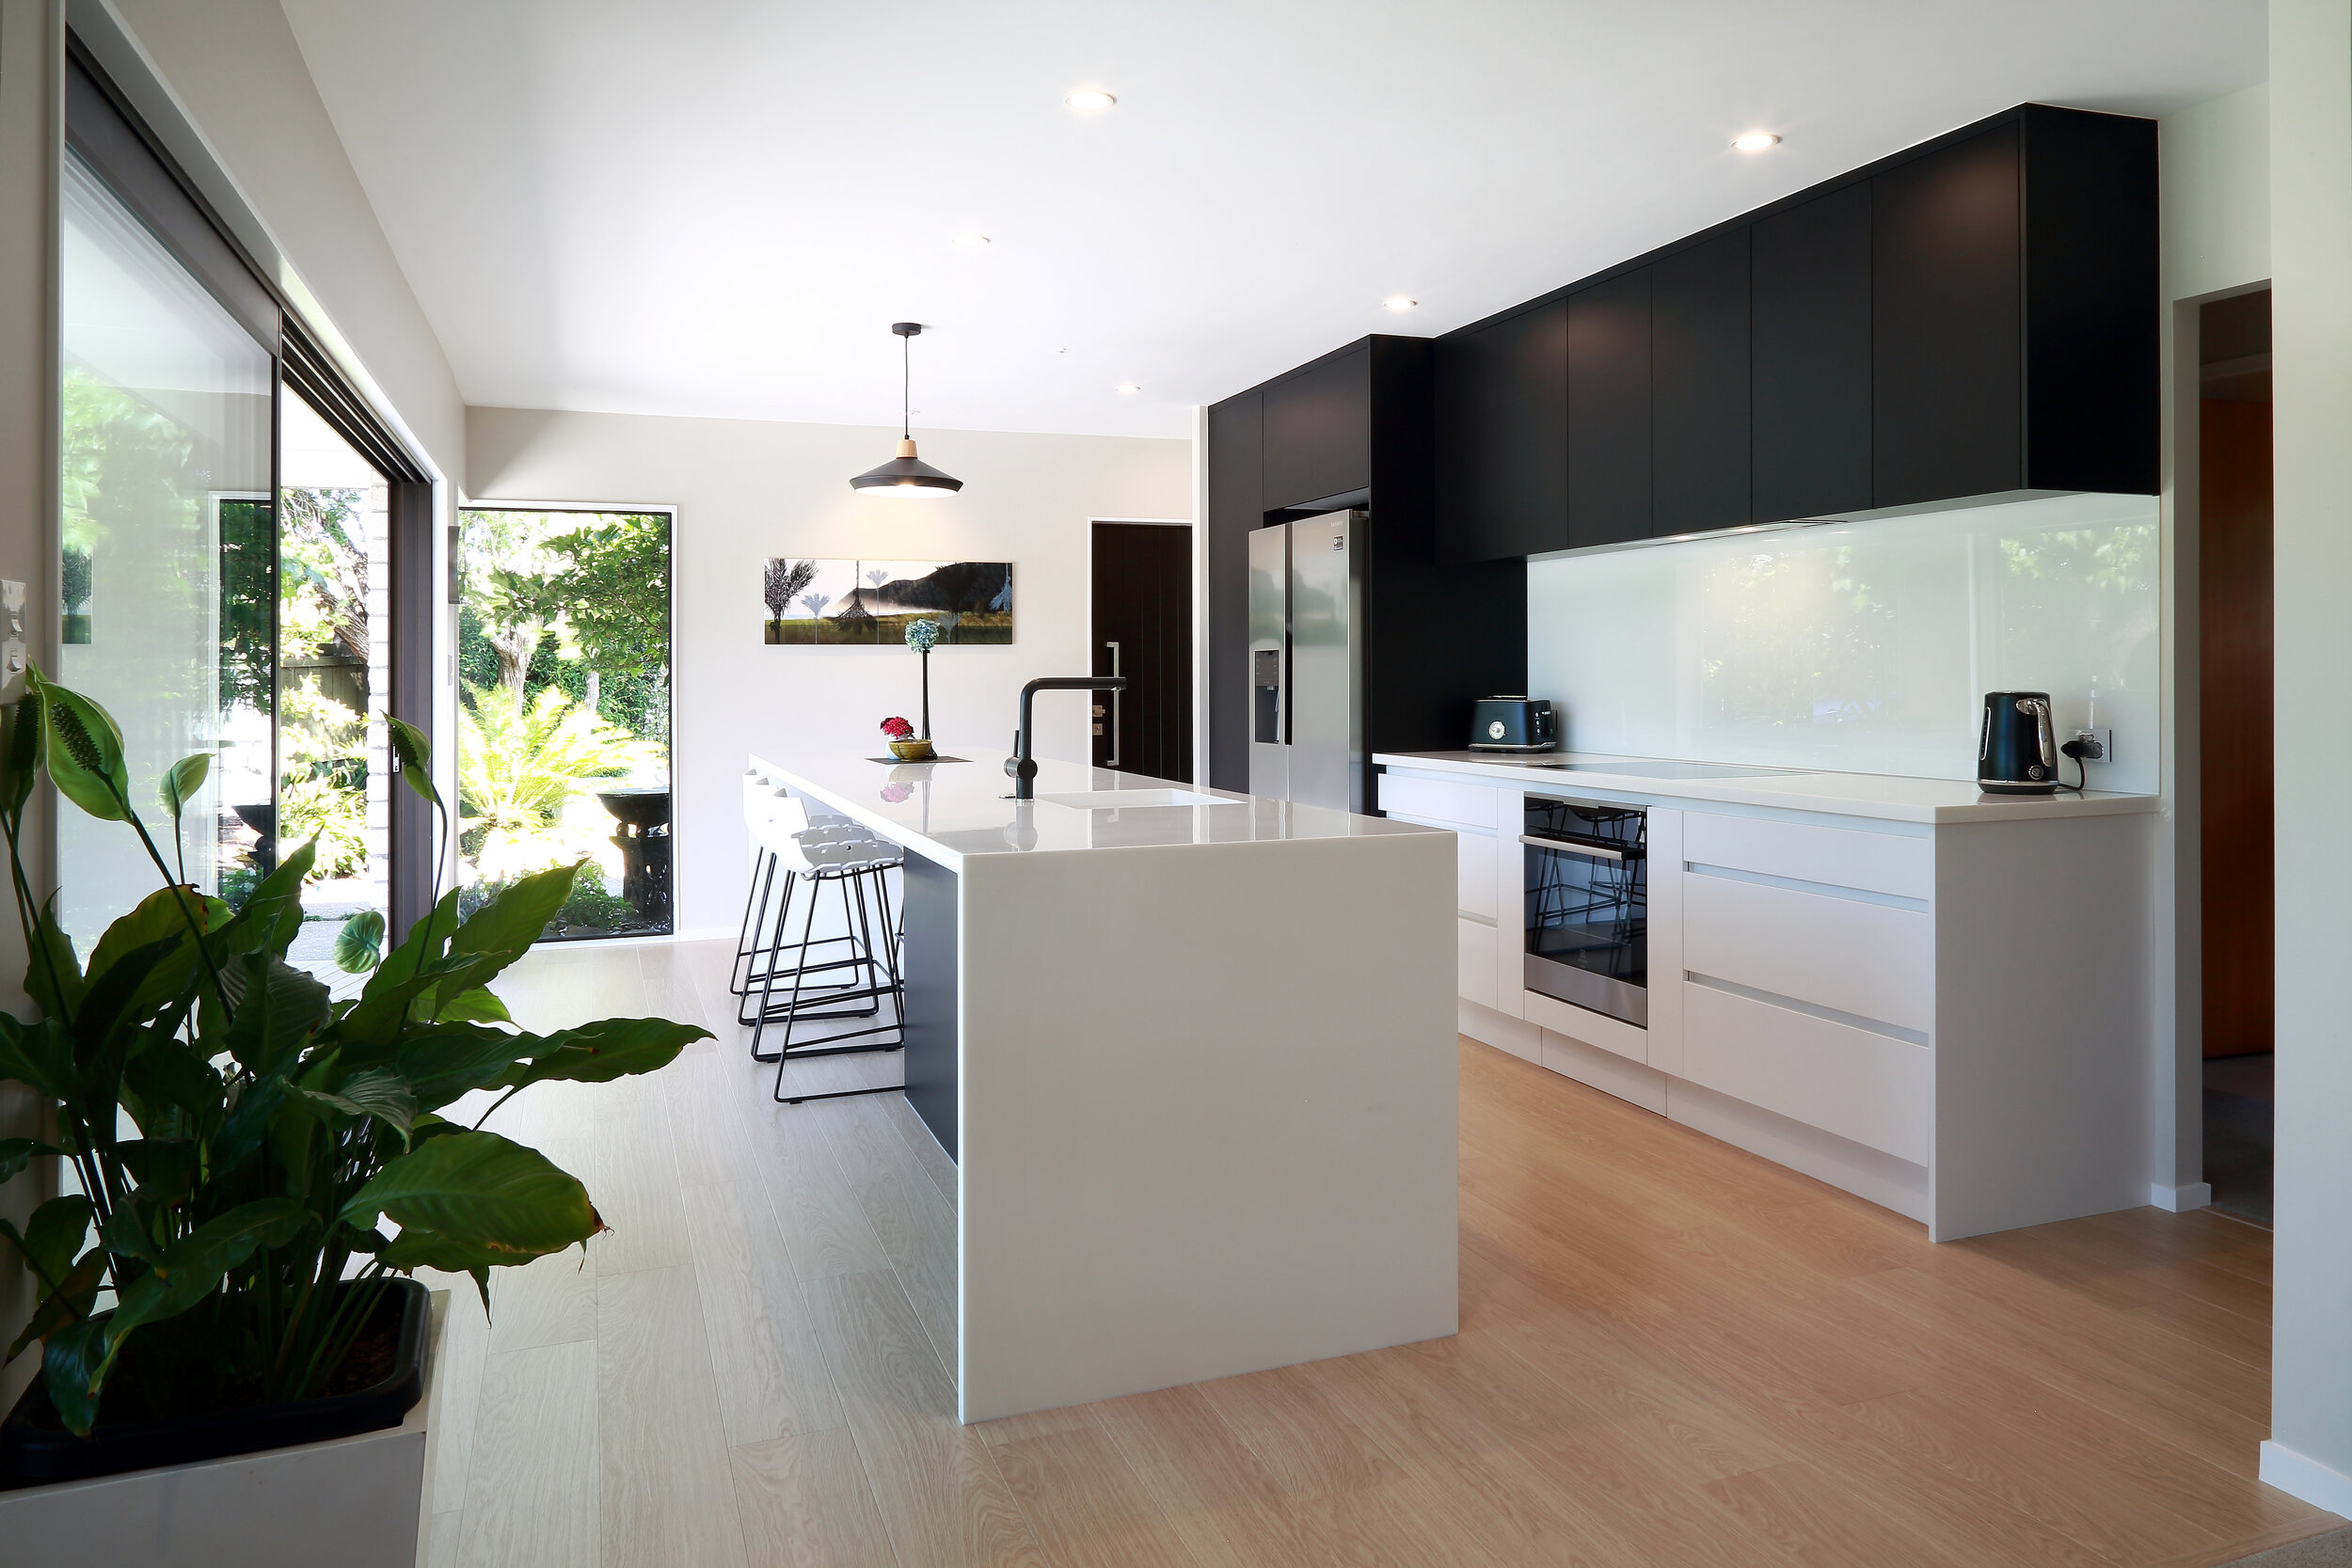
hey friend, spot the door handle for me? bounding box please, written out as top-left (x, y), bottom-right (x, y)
top-left (1104, 641), bottom-right (1122, 768)
top-left (1519, 832), bottom-right (1626, 862)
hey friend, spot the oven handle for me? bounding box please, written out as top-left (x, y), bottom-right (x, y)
top-left (1519, 833), bottom-right (1626, 863)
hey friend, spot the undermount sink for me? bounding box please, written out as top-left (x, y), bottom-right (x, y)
top-left (1035, 788), bottom-right (1234, 809)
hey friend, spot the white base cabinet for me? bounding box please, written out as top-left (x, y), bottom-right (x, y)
top-left (1391, 762), bottom-right (2156, 1243)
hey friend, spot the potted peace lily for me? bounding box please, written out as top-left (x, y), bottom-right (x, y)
top-left (0, 671), bottom-right (706, 1547)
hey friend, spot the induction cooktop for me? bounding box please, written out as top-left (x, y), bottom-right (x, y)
top-left (1520, 758), bottom-right (1802, 780)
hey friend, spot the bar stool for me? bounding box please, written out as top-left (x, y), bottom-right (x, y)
top-left (730, 768), bottom-right (857, 998)
top-left (742, 796), bottom-right (908, 1105)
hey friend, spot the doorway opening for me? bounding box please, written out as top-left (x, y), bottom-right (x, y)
top-left (2199, 286), bottom-right (2273, 1226)
top-left (1091, 521), bottom-right (1195, 783)
top-left (456, 507), bottom-right (675, 939)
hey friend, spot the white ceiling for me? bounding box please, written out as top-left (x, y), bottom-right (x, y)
top-left (278, 0), bottom-right (2265, 442)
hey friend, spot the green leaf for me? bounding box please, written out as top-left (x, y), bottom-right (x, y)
top-left (440, 863), bottom-right (576, 998)
top-left (120, 1042), bottom-right (226, 1142)
top-left (213, 1069), bottom-right (289, 1176)
top-left (6, 1247), bottom-right (105, 1363)
top-left (426, 986), bottom-right (510, 1025)
top-left (290, 1068), bottom-right (417, 1142)
top-left (0, 689), bottom-right (44, 824)
top-left (97, 1204), bottom-right (163, 1267)
top-left (30, 673), bottom-right (131, 822)
top-left (41, 1316), bottom-right (107, 1434)
top-left (24, 895), bottom-right (86, 1022)
top-left (385, 714), bottom-right (438, 806)
top-left (218, 837), bottom-right (317, 959)
top-left (341, 1130), bottom-right (600, 1259)
top-left (395, 1025), bottom-right (536, 1112)
top-left (334, 910), bottom-right (387, 974)
top-left (72, 933), bottom-right (183, 1060)
top-left (363, 888), bottom-right (459, 1001)
top-left (2, 1194), bottom-right (91, 1284)
top-left (223, 954), bottom-right (333, 1073)
top-left (376, 1227), bottom-right (492, 1314)
top-left (496, 1017), bottom-right (709, 1091)
top-left (158, 752), bottom-right (211, 820)
top-left (0, 1135), bottom-right (67, 1184)
top-left (0, 1013), bottom-right (75, 1103)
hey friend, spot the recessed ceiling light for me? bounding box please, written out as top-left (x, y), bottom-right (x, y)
top-left (951, 232), bottom-right (991, 247)
top-left (1114, 383), bottom-right (1142, 394)
top-left (1732, 132), bottom-right (1782, 152)
top-left (1384, 295), bottom-right (1417, 311)
top-left (1066, 88), bottom-right (1117, 114)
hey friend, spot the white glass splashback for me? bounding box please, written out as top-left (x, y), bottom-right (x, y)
top-left (1526, 492), bottom-right (2160, 794)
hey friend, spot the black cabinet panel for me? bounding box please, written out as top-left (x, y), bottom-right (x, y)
top-left (1205, 391), bottom-right (1263, 792)
top-left (2020, 106), bottom-right (2159, 494)
top-left (1435, 299), bottom-right (1567, 561)
top-left (1873, 122), bottom-right (2023, 508)
top-left (1566, 269), bottom-right (1651, 548)
top-left (1263, 346), bottom-right (1371, 508)
top-left (1651, 228), bottom-right (1751, 535)
top-left (1752, 182), bottom-right (1872, 521)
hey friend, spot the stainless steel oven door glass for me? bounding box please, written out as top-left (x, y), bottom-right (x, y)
top-left (1522, 796), bottom-right (1648, 1028)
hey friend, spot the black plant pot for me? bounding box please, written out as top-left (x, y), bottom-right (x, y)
top-left (0, 1277), bottom-right (429, 1487)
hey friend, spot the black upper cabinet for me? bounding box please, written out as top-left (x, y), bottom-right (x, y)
top-left (1752, 182), bottom-right (1872, 522)
top-left (1435, 298), bottom-right (1567, 561)
top-left (1651, 227), bottom-right (1752, 535)
top-left (1872, 122), bottom-right (2023, 508)
top-left (2018, 105), bottom-right (2159, 494)
top-left (1565, 268), bottom-right (1651, 549)
top-left (1263, 346), bottom-right (1371, 509)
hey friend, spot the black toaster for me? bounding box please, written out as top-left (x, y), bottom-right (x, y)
top-left (1470, 697), bottom-right (1557, 752)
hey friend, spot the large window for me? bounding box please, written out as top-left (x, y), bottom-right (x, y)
top-left (57, 148), bottom-right (272, 944)
top-left (456, 509), bottom-right (674, 938)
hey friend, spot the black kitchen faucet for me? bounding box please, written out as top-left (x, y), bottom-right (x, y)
top-left (1005, 676), bottom-right (1127, 800)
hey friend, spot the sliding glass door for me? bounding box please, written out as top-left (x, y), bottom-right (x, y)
top-left (57, 148), bottom-right (273, 945)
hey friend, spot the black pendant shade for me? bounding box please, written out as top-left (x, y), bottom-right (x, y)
top-left (852, 322), bottom-right (963, 499)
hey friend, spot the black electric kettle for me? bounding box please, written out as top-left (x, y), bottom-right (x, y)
top-left (1979, 691), bottom-right (2058, 795)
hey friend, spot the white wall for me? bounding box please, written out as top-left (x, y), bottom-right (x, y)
top-left (466, 407), bottom-right (1193, 937)
top-left (1526, 493), bottom-right (2162, 792)
top-left (2262, 0), bottom-right (2352, 1517)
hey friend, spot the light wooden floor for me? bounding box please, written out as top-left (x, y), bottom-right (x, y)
top-left (417, 938), bottom-right (2334, 1568)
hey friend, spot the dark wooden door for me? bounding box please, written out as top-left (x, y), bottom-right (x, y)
top-left (1566, 268), bottom-right (1652, 548)
top-left (1871, 123), bottom-right (2023, 508)
top-left (1263, 345), bottom-right (1371, 509)
top-left (1206, 390), bottom-right (1263, 790)
top-left (1651, 227), bottom-right (1752, 536)
top-left (2200, 320), bottom-right (2272, 1058)
top-left (1752, 182), bottom-right (1873, 522)
top-left (1092, 522), bottom-right (1194, 783)
top-left (1436, 298), bottom-right (1568, 561)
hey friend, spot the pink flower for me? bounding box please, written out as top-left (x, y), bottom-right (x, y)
top-left (879, 716), bottom-right (915, 739)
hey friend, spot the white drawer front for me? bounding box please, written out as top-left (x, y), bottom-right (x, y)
top-left (1683, 872), bottom-right (1931, 1034)
top-left (1457, 919), bottom-right (1497, 1008)
top-left (1456, 830), bottom-right (1498, 922)
top-left (1682, 982), bottom-right (1931, 1164)
top-left (1381, 773), bottom-right (1499, 830)
top-left (1683, 813), bottom-right (1932, 902)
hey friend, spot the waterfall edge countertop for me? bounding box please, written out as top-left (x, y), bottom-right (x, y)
top-left (744, 748), bottom-right (1459, 1425)
top-left (1375, 750), bottom-right (2161, 824)
top-left (752, 742), bottom-right (1439, 868)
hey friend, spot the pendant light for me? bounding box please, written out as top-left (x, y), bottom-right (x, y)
top-left (851, 322), bottom-right (963, 499)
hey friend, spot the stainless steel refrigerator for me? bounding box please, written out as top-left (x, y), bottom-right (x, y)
top-left (1247, 511), bottom-right (1363, 812)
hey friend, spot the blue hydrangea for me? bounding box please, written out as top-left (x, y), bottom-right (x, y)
top-left (904, 618), bottom-right (941, 653)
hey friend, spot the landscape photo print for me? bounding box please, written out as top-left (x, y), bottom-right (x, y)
top-left (760, 558), bottom-right (1012, 645)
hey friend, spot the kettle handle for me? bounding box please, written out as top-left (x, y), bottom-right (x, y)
top-left (2026, 698), bottom-right (2057, 768)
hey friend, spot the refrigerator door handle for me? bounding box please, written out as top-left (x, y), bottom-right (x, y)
top-left (1103, 641), bottom-right (1122, 768)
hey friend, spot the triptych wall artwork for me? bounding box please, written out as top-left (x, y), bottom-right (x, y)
top-left (760, 559), bottom-right (1012, 644)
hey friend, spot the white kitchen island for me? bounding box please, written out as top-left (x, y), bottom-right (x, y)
top-left (746, 747), bottom-right (1458, 1422)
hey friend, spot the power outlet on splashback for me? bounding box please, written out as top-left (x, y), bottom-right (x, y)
top-left (2065, 728), bottom-right (2114, 765)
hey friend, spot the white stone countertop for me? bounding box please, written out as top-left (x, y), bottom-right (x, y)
top-left (750, 746), bottom-right (1441, 871)
top-left (1375, 750), bottom-right (2163, 826)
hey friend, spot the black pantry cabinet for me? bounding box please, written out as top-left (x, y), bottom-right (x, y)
top-left (1205, 337), bottom-right (1525, 797)
top-left (1435, 102), bottom-right (2159, 563)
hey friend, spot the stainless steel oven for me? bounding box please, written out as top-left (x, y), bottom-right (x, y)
top-left (1522, 795), bottom-right (1648, 1028)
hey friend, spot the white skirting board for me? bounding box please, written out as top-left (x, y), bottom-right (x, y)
top-left (1460, 1001), bottom-right (1928, 1223)
top-left (2150, 1180), bottom-right (2215, 1212)
top-left (2260, 1440), bottom-right (2352, 1518)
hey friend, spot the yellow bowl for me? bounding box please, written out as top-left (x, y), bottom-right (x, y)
top-left (887, 738), bottom-right (936, 761)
